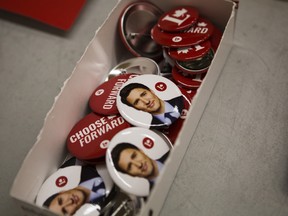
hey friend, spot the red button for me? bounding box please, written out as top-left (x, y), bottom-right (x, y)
top-left (67, 113), bottom-right (131, 160)
top-left (89, 73), bottom-right (140, 115)
top-left (151, 17), bottom-right (214, 47)
top-left (157, 6), bottom-right (199, 32)
top-left (168, 40), bottom-right (211, 61)
top-left (172, 66), bottom-right (206, 89)
top-left (175, 60), bottom-right (210, 75)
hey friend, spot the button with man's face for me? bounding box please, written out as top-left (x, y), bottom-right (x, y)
top-left (116, 74), bottom-right (184, 129)
top-left (157, 6), bottom-right (199, 32)
top-left (106, 127), bottom-right (172, 197)
top-left (67, 113), bottom-right (131, 161)
top-left (36, 165), bottom-right (109, 216)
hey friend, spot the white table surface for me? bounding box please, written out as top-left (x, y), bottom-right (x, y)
top-left (1, 0), bottom-right (288, 215)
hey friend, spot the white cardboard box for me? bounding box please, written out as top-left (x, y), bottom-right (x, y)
top-left (10, 0), bottom-right (238, 215)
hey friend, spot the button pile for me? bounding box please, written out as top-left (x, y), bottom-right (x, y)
top-left (36, 2), bottom-right (223, 216)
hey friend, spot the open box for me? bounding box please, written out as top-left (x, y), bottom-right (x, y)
top-left (10, 0), bottom-right (238, 215)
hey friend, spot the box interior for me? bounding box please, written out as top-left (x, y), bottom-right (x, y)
top-left (10, 0), bottom-right (236, 215)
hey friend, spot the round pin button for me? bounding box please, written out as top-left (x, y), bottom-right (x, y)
top-left (89, 73), bottom-right (140, 115)
top-left (67, 113), bottom-right (131, 160)
top-left (172, 66), bottom-right (206, 89)
top-left (119, 1), bottom-right (164, 60)
top-left (36, 165), bottom-right (109, 216)
top-left (157, 6), bottom-right (199, 32)
top-left (116, 74), bottom-right (184, 129)
top-left (106, 127), bottom-right (172, 197)
top-left (168, 40), bottom-right (211, 61)
top-left (151, 17), bottom-right (214, 47)
top-left (105, 57), bottom-right (160, 81)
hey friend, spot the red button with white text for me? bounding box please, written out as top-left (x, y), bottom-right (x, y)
top-left (151, 17), bottom-right (214, 47)
top-left (157, 6), bottom-right (199, 32)
top-left (89, 73), bottom-right (139, 115)
top-left (67, 113), bottom-right (131, 160)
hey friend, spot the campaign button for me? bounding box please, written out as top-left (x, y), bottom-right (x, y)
top-left (106, 127), bottom-right (172, 197)
top-left (151, 17), bottom-right (214, 47)
top-left (168, 40), bottom-right (211, 61)
top-left (36, 165), bottom-right (108, 215)
top-left (89, 73), bottom-right (140, 115)
top-left (105, 57), bottom-right (160, 81)
top-left (172, 66), bottom-right (206, 89)
top-left (116, 74), bottom-right (184, 129)
top-left (67, 113), bottom-right (131, 160)
top-left (119, 1), bottom-right (163, 60)
top-left (157, 6), bottom-right (199, 32)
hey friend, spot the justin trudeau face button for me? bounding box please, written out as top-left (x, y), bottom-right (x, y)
top-left (157, 6), bottom-right (199, 32)
top-left (116, 74), bottom-right (184, 129)
top-left (151, 17), bottom-right (214, 48)
top-left (105, 127), bottom-right (172, 197)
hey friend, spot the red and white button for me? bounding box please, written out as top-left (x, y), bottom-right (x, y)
top-left (106, 127), bottom-right (172, 197)
top-left (67, 113), bottom-right (131, 160)
top-left (157, 6), bottom-right (199, 32)
top-left (116, 74), bottom-right (184, 129)
top-left (151, 17), bottom-right (214, 48)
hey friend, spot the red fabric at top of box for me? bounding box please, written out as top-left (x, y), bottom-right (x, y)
top-left (0, 0), bottom-right (86, 30)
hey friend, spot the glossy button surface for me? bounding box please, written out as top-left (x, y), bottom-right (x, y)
top-left (67, 113), bottom-right (130, 160)
top-left (157, 6), bottom-right (199, 32)
top-left (36, 165), bottom-right (108, 216)
top-left (105, 127), bottom-right (172, 197)
top-left (168, 40), bottom-right (211, 61)
top-left (116, 74), bottom-right (184, 129)
top-left (151, 17), bottom-right (214, 47)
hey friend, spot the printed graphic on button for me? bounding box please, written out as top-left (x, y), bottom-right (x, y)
top-left (106, 127), bottom-right (172, 197)
top-left (168, 40), bottom-right (211, 61)
top-left (36, 165), bottom-right (108, 216)
top-left (116, 74), bottom-right (184, 129)
top-left (157, 6), bottom-right (199, 32)
top-left (89, 73), bottom-right (139, 115)
top-left (67, 113), bottom-right (131, 160)
top-left (151, 17), bottom-right (214, 47)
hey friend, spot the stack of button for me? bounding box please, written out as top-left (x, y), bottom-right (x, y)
top-left (150, 6), bottom-right (222, 90)
top-left (66, 57), bottom-right (161, 164)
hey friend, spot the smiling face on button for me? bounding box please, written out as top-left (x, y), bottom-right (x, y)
top-left (49, 188), bottom-right (87, 216)
top-left (126, 88), bottom-right (164, 114)
top-left (118, 148), bottom-right (156, 179)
